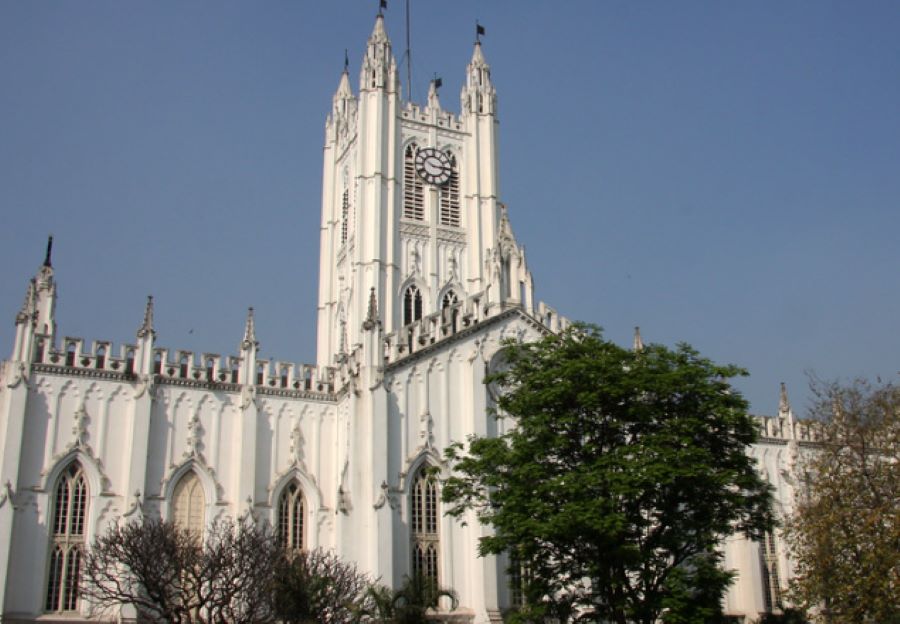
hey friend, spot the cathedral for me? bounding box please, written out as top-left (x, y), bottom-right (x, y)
top-left (0, 11), bottom-right (814, 623)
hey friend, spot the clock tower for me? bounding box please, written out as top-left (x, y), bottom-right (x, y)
top-left (316, 12), bottom-right (535, 369)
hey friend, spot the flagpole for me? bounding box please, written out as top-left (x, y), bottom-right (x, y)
top-left (405, 0), bottom-right (412, 102)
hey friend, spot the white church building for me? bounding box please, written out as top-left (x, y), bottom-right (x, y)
top-left (0, 12), bottom-right (816, 623)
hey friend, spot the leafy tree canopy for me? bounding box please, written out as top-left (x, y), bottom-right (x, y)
top-left (785, 378), bottom-right (900, 624)
top-left (443, 324), bottom-right (774, 624)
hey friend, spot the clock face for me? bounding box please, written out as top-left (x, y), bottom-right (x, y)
top-left (414, 148), bottom-right (453, 186)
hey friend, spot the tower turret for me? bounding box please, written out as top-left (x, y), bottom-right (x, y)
top-left (359, 13), bottom-right (399, 94)
top-left (461, 41), bottom-right (496, 116)
top-left (33, 236), bottom-right (57, 340)
top-left (11, 237), bottom-right (57, 363)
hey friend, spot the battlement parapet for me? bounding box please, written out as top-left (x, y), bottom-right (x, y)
top-left (31, 334), bottom-right (138, 376)
top-left (25, 334), bottom-right (334, 394)
top-left (753, 413), bottom-right (822, 443)
top-left (401, 103), bottom-right (464, 132)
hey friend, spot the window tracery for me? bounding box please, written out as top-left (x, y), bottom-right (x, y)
top-left (46, 462), bottom-right (87, 613)
top-left (410, 465), bottom-right (439, 583)
top-left (277, 481), bottom-right (305, 551)
top-left (403, 285), bottom-right (423, 326)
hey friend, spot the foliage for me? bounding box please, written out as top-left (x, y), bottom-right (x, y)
top-left (443, 324), bottom-right (774, 624)
top-left (758, 608), bottom-right (809, 624)
top-left (365, 573), bottom-right (458, 624)
top-left (272, 548), bottom-right (374, 624)
top-left (81, 517), bottom-right (278, 623)
top-left (784, 378), bottom-right (900, 624)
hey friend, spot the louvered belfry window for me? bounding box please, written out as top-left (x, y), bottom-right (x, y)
top-left (439, 154), bottom-right (460, 227)
top-left (278, 481), bottom-right (305, 551)
top-left (341, 189), bottom-right (350, 244)
top-left (410, 465), bottom-right (439, 583)
top-left (46, 462), bottom-right (88, 613)
top-left (403, 144), bottom-right (424, 220)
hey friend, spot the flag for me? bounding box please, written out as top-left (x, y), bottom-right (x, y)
top-left (380, 0), bottom-right (387, 9)
top-left (434, 78), bottom-right (443, 89)
top-left (476, 23), bottom-right (485, 37)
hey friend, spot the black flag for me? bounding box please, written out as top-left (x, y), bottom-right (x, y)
top-left (476, 23), bottom-right (485, 38)
top-left (380, 0), bottom-right (387, 10)
top-left (434, 78), bottom-right (443, 89)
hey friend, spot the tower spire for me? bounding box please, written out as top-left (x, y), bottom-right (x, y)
top-left (633, 326), bottom-right (644, 353)
top-left (462, 34), bottom-right (496, 115)
top-left (360, 9), bottom-right (397, 93)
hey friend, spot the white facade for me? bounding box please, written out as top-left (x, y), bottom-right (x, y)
top-left (0, 14), bottom-right (806, 624)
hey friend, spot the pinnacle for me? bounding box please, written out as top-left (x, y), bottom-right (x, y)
top-left (470, 41), bottom-right (488, 68)
top-left (242, 306), bottom-right (258, 350)
top-left (335, 70), bottom-right (353, 100)
top-left (137, 295), bottom-right (155, 340)
top-left (369, 12), bottom-right (389, 44)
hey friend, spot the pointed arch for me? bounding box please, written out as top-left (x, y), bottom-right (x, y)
top-left (45, 460), bottom-right (88, 613)
top-left (172, 472), bottom-right (205, 536)
top-left (276, 481), bottom-right (306, 551)
top-left (41, 448), bottom-right (106, 506)
top-left (438, 284), bottom-right (463, 334)
top-left (269, 467), bottom-right (323, 550)
top-left (161, 459), bottom-right (219, 527)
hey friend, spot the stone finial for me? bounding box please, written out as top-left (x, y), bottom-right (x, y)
top-left (241, 307), bottom-right (258, 350)
top-left (363, 287), bottom-right (380, 331)
top-left (137, 295), bottom-right (155, 340)
top-left (633, 326), bottom-right (644, 353)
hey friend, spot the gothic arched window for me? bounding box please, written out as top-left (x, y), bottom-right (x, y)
top-left (441, 290), bottom-right (458, 311)
top-left (410, 465), bottom-right (439, 583)
top-left (172, 471), bottom-right (205, 537)
top-left (759, 530), bottom-right (783, 613)
top-left (403, 144), bottom-right (424, 221)
top-left (277, 481), bottom-right (305, 551)
top-left (403, 285), bottom-right (423, 326)
top-left (441, 290), bottom-right (459, 334)
top-left (439, 154), bottom-right (460, 227)
top-left (46, 462), bottom-right (88, 613)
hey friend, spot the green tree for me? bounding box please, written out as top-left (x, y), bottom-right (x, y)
top-left (784, 379), bottom-right (900, 624)
top-left (443, 325), bottom-right (774, 624)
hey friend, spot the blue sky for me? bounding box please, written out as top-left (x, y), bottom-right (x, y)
top-left (1, 1), bottom-right (898, 415)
